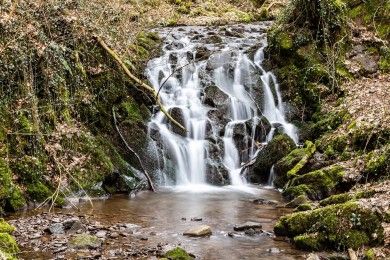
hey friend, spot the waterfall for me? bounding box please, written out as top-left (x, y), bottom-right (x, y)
top-left (146, 23), bottom-right (297, 189)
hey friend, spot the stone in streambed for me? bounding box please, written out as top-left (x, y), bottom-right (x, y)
top-left (190, 217), bottom-right (202, 222)
top-left (234, 221), bottom-right (262, 231)
top-left (48, 223), bottom-right (65, 235)
top-left (69, 234), bottom-right (102, 249)
top-left (183, 225), bottom-right (212, 237)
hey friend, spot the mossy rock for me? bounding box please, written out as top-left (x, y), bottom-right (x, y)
top-left (0, 233), bottom-right (19, 254)
top-left (284, 164), bottom-right (345, 200)
top-left (164, 247), bottom-right (193, 260)
top-left (319, 193), bottom-right (353, 206)
top-left (251, 134), bottom-right (296, 183)
top-left (295, 203), bottom-right (313, 212)
top-left (364, 144), bottom-right (390, 179)
top-left (286, 141), bottom-right (316, 178)
top-left (26, 182), bottom-right (52, 202)
top-left (274, 201), bottom-right (384, 251)
top-left (7, 187), bottom-right (26, 211)
top-left (293, 233), bottom-right (323, 251)
top-left (273, 148), bottom-right (306, 188)
top-left (0, 219), bottom-right (14, 234)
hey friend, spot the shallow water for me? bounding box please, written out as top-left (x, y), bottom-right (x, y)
top-left (13, 187), bottom-right (306, 259)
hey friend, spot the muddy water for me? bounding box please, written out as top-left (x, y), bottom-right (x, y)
top-left (13, 187), bottom-right (306, 259)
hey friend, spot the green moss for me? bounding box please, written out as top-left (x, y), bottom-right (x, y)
top-left (8, 187), bottom-right (26, 211)
top-left (13, 155), bottom-right (44, 183)
top-left (120, 97), bottom-right (143, 122)
top-left (0, 233), bottom-right (19, 254)
top-left (319, 193), bottom-right (353, 206)
top-left (339, 230), bottom-right (369, 250)
top-left (27, 182), bottom-right (52, 202)
top-left (287, 141), bottom-right (316, 178)
top-left (364, 144), bottom-right (390, 179)
top-left (0, 219), bottom-right (14, 234)
top-left (364, 248), bottom-right (375, 260)
top-left (293, 233), bottom-right (322, 251)
top-left (164, 247), bottom-right (193, 260)
top-left (295, 203), bottom-right (312, 212)
top-left (236, 11), bottom-right (254, 23)
top-left (275, 32), bottom-right (293, 51)
top-left (274, 201), bottom-right (384, 251)
top-left (283, 184), bottom-right (311, 199)
top-left (286, 165), bottom-right (345, 200)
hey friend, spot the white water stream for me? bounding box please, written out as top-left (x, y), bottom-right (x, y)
top-left (146, 23), bottom-right (298, 191)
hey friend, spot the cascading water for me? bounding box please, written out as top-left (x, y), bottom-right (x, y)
top-left (146, 23), bottom-right (298, 190)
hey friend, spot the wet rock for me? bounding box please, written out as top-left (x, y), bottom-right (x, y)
top-left (205, 35), bottom-right (223, 44)
top-left (244, 228), bottom-right (261, 236)
top-left (228, 231), bottom-right (241, 238)
top-left (207, 109), bottom-right (230, 136)
top-left (234, 221), bottom-right (262, 231)
top-left (267, 247), bottom-right (281, 254)
top-left (48, 223), bottom-right (65, 235)
top-left (102, 171), bottom-right (139, 194)
top-left (190, 217), bottom-right (203, 222)
top-left (183, 225), bottom-right (212, 237)
top-left (204, 85), bottom-right (230, 108)
top-left (206, 50), bottom-right (236, 71)
top-left (224, 28), bottom-right (244, 38)
top-left (246, 117), bottom-right (271, 143)
top-left (69, 234), bottom-right (102, 249)
top-left (249, 134), bottom-right (296, 184)
top-left (205, 160), bottom-right (229, 185)
top-left (169, 107), bottom-right (187, 136)
top-left (195, 46), bottom-right (211, 60)
top-left (253, 198), bottom-right (278, 206)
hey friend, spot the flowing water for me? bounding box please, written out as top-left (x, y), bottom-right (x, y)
top-left (146, 22), bottom-right (298, 190)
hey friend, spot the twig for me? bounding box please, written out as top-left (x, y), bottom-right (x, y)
top-left (112, 106), bottom-right (156, 192)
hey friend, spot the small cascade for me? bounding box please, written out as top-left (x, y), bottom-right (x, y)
top-left (146, 23), bottom-right (298, 189)
top-left (267, 165), bottom-right (275, 187)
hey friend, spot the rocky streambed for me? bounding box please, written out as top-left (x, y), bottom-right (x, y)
top-left (8, 188), bottom-right (308, 259)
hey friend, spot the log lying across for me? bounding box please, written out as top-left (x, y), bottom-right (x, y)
top-left (95, 36), bottom-right (186, 132)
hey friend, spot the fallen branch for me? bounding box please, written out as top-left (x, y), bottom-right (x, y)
top-left (95, 36), bottom-right (186, 132)
top-left (112, 107), bottom-right (156, 192)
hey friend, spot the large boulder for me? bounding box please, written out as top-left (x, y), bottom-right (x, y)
top-left (249, 134), bottom-right (296, 183)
